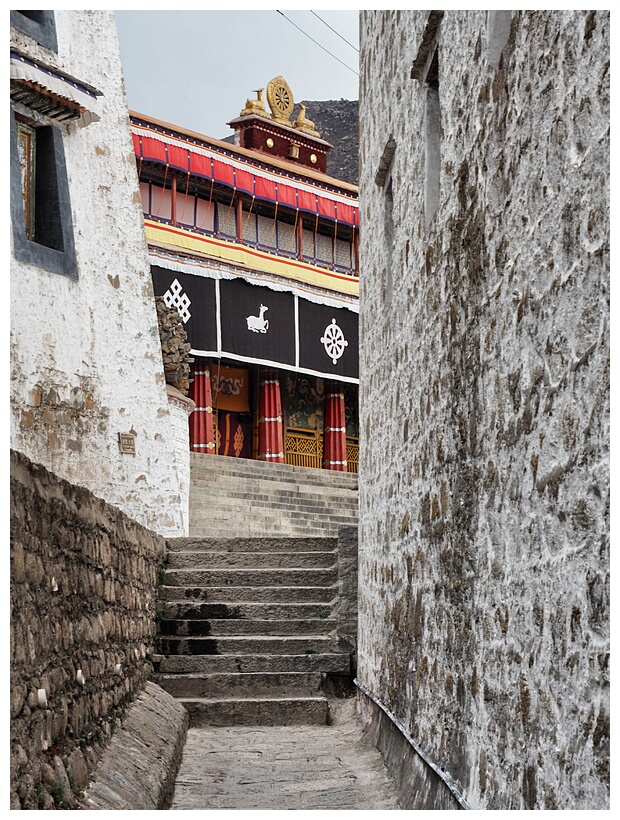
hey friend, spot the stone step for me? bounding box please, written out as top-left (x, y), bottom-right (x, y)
top-left (159, 585), bottom-right (337, 603)
top-left (160, 601), bottom-right (334, 620)
top-left (156, 635), bottom-right (337, 656)
top-left (187, 510), bottom-right (357, 527)
top-left (190, 453), bottom-right (358, 487)
top-left (157, 653), bottom-right (351, 675)
top-left (187, 509), bottom-right (357, 525)
top-left (190, 472), bottom-right (359, 492)
top-left (190, 468), bottom-right (359, 490)
top-left (189, 492), bottom-right (357, 510)
top-left (185, 528), bottom-right (350, 539)
top-left (189, 520), bottom-right (358, 538)
top-left (187, 517), bottom-right (356, 536)
top-left (162, 567), bottom-right (337, 588)
top-left (154, 671), bottom-right (325, 698)
top-left (158, 618), bottom-right (336, 637)
top-left (189, 487), bottom-right (358, 509)
top-left (190, 510), bottom-right (358, 536)
top-left (179, 695), bottom-right (329, 727)
top-left (166, 550), bottom-right (337, 569)
top-left (166, 537), bottom-right (338, 553)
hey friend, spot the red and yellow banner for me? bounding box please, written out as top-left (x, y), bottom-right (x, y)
top-left (145, 221), bottom-right (359, 297)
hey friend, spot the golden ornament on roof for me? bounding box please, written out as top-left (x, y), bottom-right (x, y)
top-left (293, 103), bottom-right (320, 138)
top-left (239, 88), bottom-right (269, 118)
top-left (267, 76), bottom-right (294, 123)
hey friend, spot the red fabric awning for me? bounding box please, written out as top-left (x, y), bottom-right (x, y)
top-left (213, 158), bottom-right (235, 187)
top-left (140, 136), bottom-right (167, 164)
top-left (167, 143), bottom-right (190, 172)
top-left (133, 130), bottom-right (358, 226)
top-left (191, 154), bottom-right (212, 179)
top-left (276, 183), bottom-right (297, 209)
top-left (256, 175), bottom-right (276, 201)
top-left (235, 167), bottom-right (254, 195)
top-left (298, 189), bottom-right (316, 213)
top-left (317, 196), bottom-right (337, 221)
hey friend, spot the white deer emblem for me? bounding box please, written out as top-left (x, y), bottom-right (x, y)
top-left (246, 304), bottom-right (269, 333)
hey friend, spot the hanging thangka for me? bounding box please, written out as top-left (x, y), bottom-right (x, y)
top-left (343, 382), bottom-right (359, 437)
top-left (283, 374), bottom-right (325, 432)
top-left (211, 365), bottom-right (250, 413)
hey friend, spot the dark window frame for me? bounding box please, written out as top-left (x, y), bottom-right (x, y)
top-left (10, 108), bottom-right (78, 279)
top-left (11, 11), bottom-right (58, 52)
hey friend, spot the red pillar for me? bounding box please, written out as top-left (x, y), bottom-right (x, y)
top-left (323, 382), bottom-right (347, 471)
top-left (188, 362), bottom-right (216, 454)
top-left (258, 371), bottom-right (284, 463)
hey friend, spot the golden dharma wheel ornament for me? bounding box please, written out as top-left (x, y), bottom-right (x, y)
top-left (267, 76), bottom-right (294, 123)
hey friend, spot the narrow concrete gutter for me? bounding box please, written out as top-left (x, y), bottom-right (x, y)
top-left (83, 681), bottom-right (188, 810)
top-left (355, 678), bottom-right (471, 810)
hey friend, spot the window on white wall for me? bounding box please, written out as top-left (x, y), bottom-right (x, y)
top-left (10, 110), bottom-right (77, 278)
top-left (11, 10), bottom-right (57, 51)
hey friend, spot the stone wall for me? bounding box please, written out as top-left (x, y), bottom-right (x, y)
top-left (10, 10), bottom-right (186, 537)
top-left (10, 449), bottom-right (168, 809)
top-left (358, 10), bottom-right (609, 810)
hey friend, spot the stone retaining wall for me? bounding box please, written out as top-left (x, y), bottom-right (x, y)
top-left (10, 449), bottom-right (169, 809)
top-left (84, 681), bottom-right (188, 810)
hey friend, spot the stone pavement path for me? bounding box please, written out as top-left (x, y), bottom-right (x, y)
top-left (170, 701), bottom-right (401, 810)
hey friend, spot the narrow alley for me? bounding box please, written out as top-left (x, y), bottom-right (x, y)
top-left (10, 10), bottom-right (609, 812)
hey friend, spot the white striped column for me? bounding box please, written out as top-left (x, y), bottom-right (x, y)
top-left (323, 381), bottom-right (347, 471)
top-left (188, 362), bottom-right (216, 454)
top-left (258, 371), bottom-right (284, 463)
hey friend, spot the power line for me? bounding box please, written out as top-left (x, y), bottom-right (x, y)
top-left (311, 11), bottom-right (359, 53)
top-left (276, 10), bottom-right (359, 77)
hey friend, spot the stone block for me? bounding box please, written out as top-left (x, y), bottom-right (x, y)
top-left (68, 748), bottom-right (89, 790)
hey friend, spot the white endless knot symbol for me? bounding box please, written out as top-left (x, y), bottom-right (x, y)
top-left (163, 279), bottom-right (191, 323)
top-left (321, 319), bottom-right (348, 365)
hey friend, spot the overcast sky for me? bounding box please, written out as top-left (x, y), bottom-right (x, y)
top-left (115, 9), bottom-right (359, 141)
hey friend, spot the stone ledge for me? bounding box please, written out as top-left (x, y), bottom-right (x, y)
top-left (83, 682), bottom-right (188, 810)
top-left (357, 687), bottom-right (464, 810)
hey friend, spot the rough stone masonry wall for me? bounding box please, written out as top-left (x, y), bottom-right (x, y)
top-left (10, 10), bottom-right (186, 537)
top-left (10, 449), bottom-right (168, 809)
top-left (358, 10), bottom-right (609, 810)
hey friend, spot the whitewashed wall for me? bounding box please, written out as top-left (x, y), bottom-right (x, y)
top-left (358, 10), bottom-right (609, 810)
top-left (10, 11), bottom-right (188, 537)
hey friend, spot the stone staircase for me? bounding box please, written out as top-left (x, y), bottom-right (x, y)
top-left (188, 453), bottom-right (358, 538)
top-left (154, 535), bottom-right (354, 726)
top-left (155, 457), bottom-right (359, 726)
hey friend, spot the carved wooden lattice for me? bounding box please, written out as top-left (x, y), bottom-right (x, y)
top-left (285, 431), bottom-right (323, 469)
top-left (346, 438), bottom-right (359, 473)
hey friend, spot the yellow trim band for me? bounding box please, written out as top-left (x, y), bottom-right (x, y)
top-left (145, 220), bottom-right (359, 297)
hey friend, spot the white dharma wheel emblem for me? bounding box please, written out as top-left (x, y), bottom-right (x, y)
top-left (321, 318), bottom-right (348, 365)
